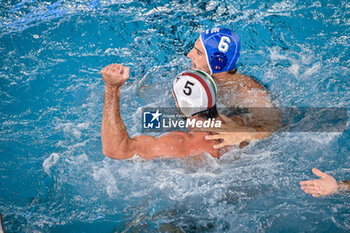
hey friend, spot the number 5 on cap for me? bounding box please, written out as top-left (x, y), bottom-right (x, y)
top-left (218, 36), bottom-right (231, 53)
top-left (183, 81), bottom-right (194, 96)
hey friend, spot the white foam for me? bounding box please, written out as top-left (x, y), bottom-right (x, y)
top-left (268, 0), bottom-right (296, 13)
top-left (206, 1), bottom-right (219, 11)
top-left (289, 63), bottom-right (300, 76)
top-left (92, 160), bottom-right (119, 197)
top-left (302, 62), bottom-right (322, 78)
top-left (144, 4), bottom-right (171, 16)
top-left (43, 153), bottom-right (60, 176)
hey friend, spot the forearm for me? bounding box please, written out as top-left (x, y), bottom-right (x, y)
top-left (231, 114), bottom-right (274, 141)
top-left (236, 109), bottom-right (280, 131)
top-left (101, 86), bottom-right (135, 159)
top-left (338, 180), bottom-right (350, 192)
top-left (234, 125), bottom-right (273, 143)
top-left (232, 108), bottom-right (281, 142)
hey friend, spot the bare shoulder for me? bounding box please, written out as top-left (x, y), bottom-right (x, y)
top-left (233, 73), bottom-right (273, 108)
top-left (237, 73), bottom-right (267, 92)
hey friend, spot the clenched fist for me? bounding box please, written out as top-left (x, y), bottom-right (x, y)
top-left (101, 64), bottom-right (130, 88)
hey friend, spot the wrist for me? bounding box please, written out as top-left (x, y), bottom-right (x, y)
top-left (105, 85), bottom-right (121, 93)
top-left (242, 127), bottom-right (257, 141)
top-left (337, 181), bottom-right (350, 192)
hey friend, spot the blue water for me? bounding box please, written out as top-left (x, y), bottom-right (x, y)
top-left (0, 0), bottom-right (349, 232)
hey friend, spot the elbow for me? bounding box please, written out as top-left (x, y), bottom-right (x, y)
top-left (102, 144), bottom-right (134, 160)
top-left (102, 147), bottom-right (116, 159)
top-left (101, 133), bottom-right (140, 159)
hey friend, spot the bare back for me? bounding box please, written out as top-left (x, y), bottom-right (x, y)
top-left (216, 72), bottom-right (272, 108)
top-left (132, 131), bottom-right (221, 159)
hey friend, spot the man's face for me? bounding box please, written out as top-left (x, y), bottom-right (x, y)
top-left (187, 39), bottom-right (210, 74)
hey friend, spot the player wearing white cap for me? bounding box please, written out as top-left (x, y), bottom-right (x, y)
top-left (101, 64), bottom-right (224, 159)
top-left (187, 27), bottom-right (280, 148)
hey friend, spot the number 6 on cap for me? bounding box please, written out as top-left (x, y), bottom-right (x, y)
top-left (218, 36), bottom-right (231, 53)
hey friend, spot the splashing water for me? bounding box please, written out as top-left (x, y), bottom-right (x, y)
top-left (0, 0), bottom-right (349, 232)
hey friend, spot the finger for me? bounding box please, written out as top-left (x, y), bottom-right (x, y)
top-left (300, 180), bottom-right (316, 186)
top-left (101, 64), bottom-right (114, 72)
top-left (312, 168), bottom-right (327, 179)
top-left (303, 188), bottom-right (319, 195)
top-left (205, 134), bottom-right (225, 141)
top-left (122, 66), bottom-right (130, 80)
top-left (207, 124), bottom-right (233, 132)
top-left (214, 138), bottom-right (237, 149)
top-left (301, 185), bottom-right (318, 191)
top-left (213, 141), bottom-right (230, 149)
top-left (200, 127), bottom-right (227, 133)
top-left (110, 64), bottom-right (122, 72)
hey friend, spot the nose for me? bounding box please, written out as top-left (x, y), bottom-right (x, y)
top-left (187, 48), bottom-right (194, 59)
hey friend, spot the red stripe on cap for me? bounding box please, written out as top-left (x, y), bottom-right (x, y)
top-left (182, 72), bottom-right (212, 109)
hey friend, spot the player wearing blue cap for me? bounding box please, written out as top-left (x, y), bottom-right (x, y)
top-left (187, 27), bottom-right (280, 148)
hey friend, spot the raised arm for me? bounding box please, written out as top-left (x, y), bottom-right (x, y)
top-left (101, 64), bottom-right (135, 159)
top-left (101, 64), bottom-right (219, 159)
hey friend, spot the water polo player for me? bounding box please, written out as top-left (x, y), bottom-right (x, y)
top-left (187, 27), bottom-right (280, 147)
top-left (101, 64), bottom-right (226, 159)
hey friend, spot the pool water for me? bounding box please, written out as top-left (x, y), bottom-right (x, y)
top-left (0, 0), bottom-right (349, 232)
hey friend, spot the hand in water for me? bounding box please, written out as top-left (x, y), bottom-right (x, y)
top-left (101, 64), bottom-right (130, 88)
top-left (300, 168), bottom-right (338, 197)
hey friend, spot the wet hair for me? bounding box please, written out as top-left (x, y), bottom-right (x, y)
top-left (197, 105), bottom-right (219, 119)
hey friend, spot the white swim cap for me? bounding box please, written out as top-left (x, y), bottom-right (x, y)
top-left (172, 69), bottom-right (217, 117)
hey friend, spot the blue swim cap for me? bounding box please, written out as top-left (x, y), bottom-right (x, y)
top-left (200, 28), bottom-right (240, 74)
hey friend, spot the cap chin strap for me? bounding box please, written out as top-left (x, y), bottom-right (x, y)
top-left (199, 36), bottom-right (213, 75)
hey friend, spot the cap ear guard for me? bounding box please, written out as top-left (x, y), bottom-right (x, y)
top-left (210, 52), bottom-right (228, 71)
